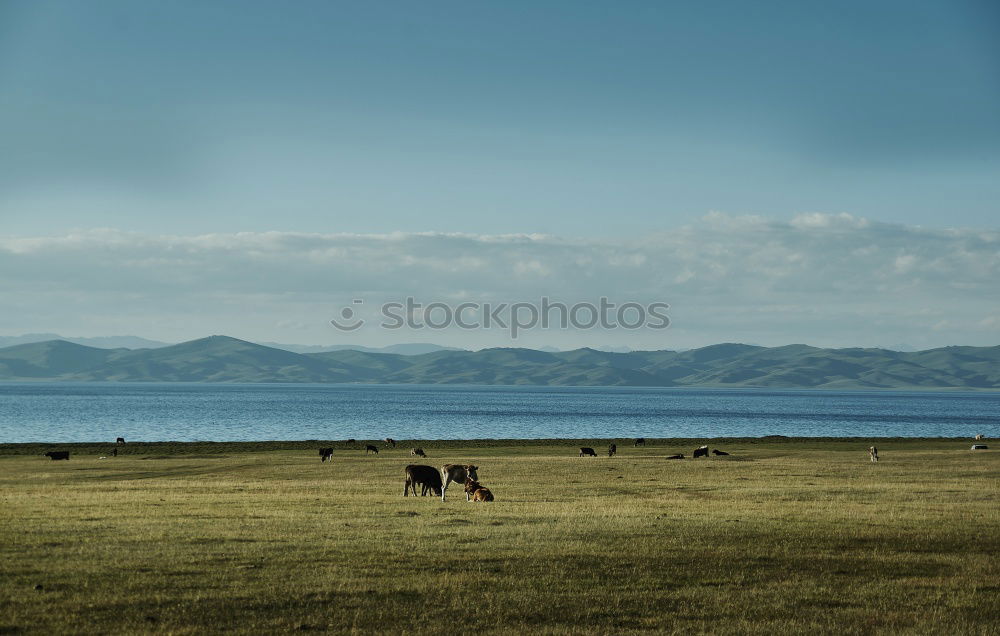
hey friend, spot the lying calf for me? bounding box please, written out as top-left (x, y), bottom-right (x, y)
top-left (464, 478), bottom-right (495, 502)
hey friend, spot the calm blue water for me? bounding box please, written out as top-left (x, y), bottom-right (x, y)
top-left (0, 383), bottom-right (998, 443)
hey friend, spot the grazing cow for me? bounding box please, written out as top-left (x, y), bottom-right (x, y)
top-left (975, 434), bottom-right (984, 441)
top-left (44, 451), bottom-right (70, 461)
top-left (116, 437), bottom-right (126, 445)
top-left (712, 449), bottom-right (730, 456)
top-left (411, 447), bottom-right (426, 457)
top-left (869, 446), bottom-right (879, 463)
top-left (404, 464), bottom-right (442, 497)
top-left (665, 453), bottom-right (684, 460)
top-left (384, 437), bottom-right (396, 448)
top-left (465, 479), bottom-right (495, 502)
top-left (319, 447), bottom-right (333, 462)
top-left (365, 444), bottom-right (379, 455)
top-left (579, 447), bottom-right (597, 457)
top-left (441, 464), bottom-right (479, 501)
top-left (971, 444), bottom-right (988, 450)
top-left (693, 446), bottom-right (709, 459)
top-left (608, 443), bottom-right (617, 457)
top-left (634, 438), bottom-right (646, 447)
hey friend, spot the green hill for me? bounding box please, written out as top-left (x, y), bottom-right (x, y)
top-left (0, 337), bottom-right (997, 389)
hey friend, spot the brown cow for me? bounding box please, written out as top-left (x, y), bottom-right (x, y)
top-left (463, 477), bottom-right (482, 498)
top-left (411, 447), bottom-right (426, 457)
top-left (464, 478), bottom-right (495, 502)
top-left (472, 488), bottom-right (495, 502)
top-left (365, 444), bottom-right (379, 455)
top-left (384, 437), bottom-right (397, 448)
top-left (404, 464), bottom-right (442, 497)
top-left (608, 443), bottom-right (617, 457)
top-left (441, 464), bottom-right (478, 501)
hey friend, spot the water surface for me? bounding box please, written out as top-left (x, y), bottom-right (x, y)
top-left (1, 383), bottom-right (997, 443)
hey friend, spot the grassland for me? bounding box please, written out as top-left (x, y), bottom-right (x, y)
top-left (1, 438), bottom-right (997, 634)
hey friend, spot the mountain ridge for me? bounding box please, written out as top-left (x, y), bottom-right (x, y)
top-left (1, 336), bottom-right (998, 389)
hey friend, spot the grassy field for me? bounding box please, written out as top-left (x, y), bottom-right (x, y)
top-left (1, 438), bottom-right (997, 634)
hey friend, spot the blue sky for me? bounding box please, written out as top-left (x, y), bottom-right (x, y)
top-left (1, 1), bottom-right (998, 348)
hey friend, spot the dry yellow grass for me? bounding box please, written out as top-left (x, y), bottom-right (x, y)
top-left (1, 440), bottom-right (998, 634)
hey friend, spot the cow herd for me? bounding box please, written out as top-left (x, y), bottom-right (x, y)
top-left (39, 434), bottom-right (992, 511)
top-left (577, 442), bottom-right (730, 460)
top-left (313, 442), bottom-right (492, 502)
top-left (402, 463), bottom-right (489, 501)
top-left (42, 436), bottom-right (129, 461)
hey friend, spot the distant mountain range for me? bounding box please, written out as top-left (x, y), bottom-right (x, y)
top-left (0, 334), bottom-right (174, 350)
top-left (0, 336), bottom-right (997, 389)
top-left (0, 334), bottom-right (461, 356)
top-left (257, 342), bottom-right (465, 355)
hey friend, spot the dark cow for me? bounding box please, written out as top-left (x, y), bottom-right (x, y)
top-left (404, 464), bottom-right (442, 497)
top-left (319, 447), bottom-right (334, 462)
top-left (693, 446), bottom-right (709, 458)
top-left (579, 447), bottom-right (597, 457)
top-left (384, 437), bottom-right (396, 448)
top-left (665, 453), bottom-right (685, 460)
top-left (411, 447), bottom-right (426, 457)
top-left (441, 464), bottom-right (479, 501)
top-left (44, 451), bottom-right (70, 461)
top-left (112, 447), bottom-right (117, 457)
top-left (712, 449), bottom-right (730, 456)
top-left (346, 439), bottom-right (357, 446)
top-left (116, 437), bottom-right (126, 445)
top-left (608, 443), bottom-right (617, 457)
top-left (634, 438), bottom-right (646, 447)
top-left (365, 444), bottom-right (379, 455)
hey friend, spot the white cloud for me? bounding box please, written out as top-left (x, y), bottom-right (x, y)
top-left (790, 212), bottom-right (870, 230)
top-left (1, 214), bottom-right (998, 348)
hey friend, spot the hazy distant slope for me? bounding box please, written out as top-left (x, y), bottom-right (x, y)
top-left (68, 336), bottom-right (354, 383)
top-left (0, 334), bottom-right (172, 349)
top-left (0, 338), bottom-right (998, 388)
top-left (376, 348), bottom-right (660, 386)
top-left (263, 342), bottom-right (464, 355)
top-left (0, 340), bottom-right (123, 378)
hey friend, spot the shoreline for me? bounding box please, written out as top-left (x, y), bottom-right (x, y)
top-left (0, 436), bottom-right (986, 456)
top-left (3, 379), bottom-right (1000, 392)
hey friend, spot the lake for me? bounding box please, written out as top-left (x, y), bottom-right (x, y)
top-left (0, 382), bottom-right (998, 443)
